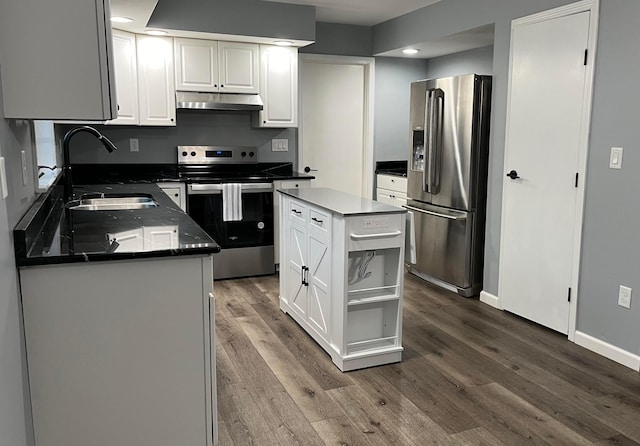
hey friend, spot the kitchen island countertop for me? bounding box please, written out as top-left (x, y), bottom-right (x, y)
top-left (278, 187), bottom-right (407, 216)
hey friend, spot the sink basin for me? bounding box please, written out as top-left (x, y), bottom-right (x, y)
top-left (66, 194), bottom-right (159, 211)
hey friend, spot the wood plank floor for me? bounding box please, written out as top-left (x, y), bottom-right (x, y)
top-left (213, 272), bottom-right (640, 446)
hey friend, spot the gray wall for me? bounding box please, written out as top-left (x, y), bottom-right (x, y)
top-left (577, 0), bottom-right (640, 353)
top-left (300, 22), bottom-right (372, 57)
top-left (0, 68), bottom-right (33, 446)
top-left (374, 57), bottom-right (428, 162)
top-left (375, 0), bottom-right (640, 356)
top-left (57, 111), bottom-right (297, 166)
top-left (425, 45), bottom-right (494, 79)
top-left (148, 0), bottom-right (315, 42)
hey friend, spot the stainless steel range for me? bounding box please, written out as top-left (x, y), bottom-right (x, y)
top-left (178, 146), bottom-right (274, 279)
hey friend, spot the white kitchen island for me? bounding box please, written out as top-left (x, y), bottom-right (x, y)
top-left (278, 187), bottom-right (407, 371)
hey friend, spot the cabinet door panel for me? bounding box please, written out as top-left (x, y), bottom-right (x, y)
top-left (108, 30), bottom-right (138, 125)
top-left (288, 225), bottom-right (307, 317)
top-left (175, 38), bottom-right (219, 92)
top-left (137, 35), bottom-right (176, 126)
top-left (258, 45), bottom-right (298, 127)
top-left (218, 42), bottom-right (259, 93)
top-left (307, 235), bottom-right (330, 339)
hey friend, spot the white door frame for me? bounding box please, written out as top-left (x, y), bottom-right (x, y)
top-left (497, 0), bottom-right (599, 342)
top-left (298, 54), bottom-right (376, 199)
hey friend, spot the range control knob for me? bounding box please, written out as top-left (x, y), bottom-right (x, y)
top-left (191, 151), bottom-right (196, 157)
top-left (182, 151), bottom-right (188, 157)
top-left (249, 151), bottom-right (255, 157)
top-left (241, 151), bottom-right (247, 157)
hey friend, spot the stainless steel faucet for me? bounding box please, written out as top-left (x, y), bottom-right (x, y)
top-left (62, 126), bottom-right (117, 201)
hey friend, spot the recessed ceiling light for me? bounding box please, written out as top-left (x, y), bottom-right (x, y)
top-left (111, 16), bottom-right (134, 23)
top-left (274, 40), bottom-right (294, 47)
top-left (145, 30), bottom-right (168, 36)
top-left (403, 48), bottom-right (419, 55)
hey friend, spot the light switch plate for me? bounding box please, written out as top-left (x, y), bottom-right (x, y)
top-left (609, 147), bottom-right (623, 169)
top-left (0, 157), bottom-right (8, 199)
top-left (272, 139), bottom-right (289, 152)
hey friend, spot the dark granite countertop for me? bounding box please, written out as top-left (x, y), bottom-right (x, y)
top-left (70, 163), bottom-right (314, 184)
top-left (375, 160), bottom-right (408, 177)
top-left (14, 182), bottom-right (220, 267)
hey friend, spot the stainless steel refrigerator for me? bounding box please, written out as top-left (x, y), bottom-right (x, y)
top-left (406, 73), bottom-right (492, 297)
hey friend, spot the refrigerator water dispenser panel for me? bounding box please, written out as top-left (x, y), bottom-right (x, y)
top-left (412, 130), bottom-right (425, 172)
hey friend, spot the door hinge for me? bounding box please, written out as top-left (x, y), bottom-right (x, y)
top-left (575, 172), bottom-right (579, 188)
top-left (583, 49), bottom-right (588, 66)
top-left (568, 287), bottom-right (572, 302)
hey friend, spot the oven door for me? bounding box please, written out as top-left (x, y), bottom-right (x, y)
top-left (187, 183), bottom-right (274, 249)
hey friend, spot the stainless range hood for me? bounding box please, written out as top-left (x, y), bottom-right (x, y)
top-left (176, 91), bottom-right (264, 111)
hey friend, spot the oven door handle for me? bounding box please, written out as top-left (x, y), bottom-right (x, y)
top-left (188, 183), bottom-right (273, 194)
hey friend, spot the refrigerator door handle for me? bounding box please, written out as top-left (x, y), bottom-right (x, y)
top-left (428, 89), bottom-right (444, 195)
top-left (404, 204), bottom-right (467, 221)
top-left (423, 89), bottom-right (433, 193)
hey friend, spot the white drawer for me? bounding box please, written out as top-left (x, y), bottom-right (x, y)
top-left (309, 208), bottom-right (331, 237)
top-left (281, 179), bottom-right (312, 189)
top-left (377, 174), bottom-right (407, 194)
top-left (288, 200), bottom-right (307, 223)
top-left (347, 213), bottom-right (405, 251)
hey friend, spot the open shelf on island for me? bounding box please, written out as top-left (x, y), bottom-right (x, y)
top-left (346, 300), bottom-right (399, 355)
top-left (346, 336), bottom-right (398, 356)
top-left (347, 247), bottom-right (401, 303)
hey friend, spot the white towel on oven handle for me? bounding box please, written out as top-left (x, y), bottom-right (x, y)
top-left (222, 183), bottom-right (243, 221)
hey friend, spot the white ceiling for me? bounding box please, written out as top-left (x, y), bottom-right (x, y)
top-left (109, 0), bottom-right (494, 58)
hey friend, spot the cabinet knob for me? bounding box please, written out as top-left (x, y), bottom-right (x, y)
top-left (220, 84), bottom-right (224, 88)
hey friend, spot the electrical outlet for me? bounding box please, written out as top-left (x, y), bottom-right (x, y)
top-left (618, 285), bottom-right (632, 309)
top-left (130, 138), bottom-right (139, 152)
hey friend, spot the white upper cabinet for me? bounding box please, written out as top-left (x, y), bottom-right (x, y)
top-left (255, 45), bottom-right (298, 128)
top-left (175, 38), bottom-right (259, 94)
top-left (136, 35), bottom-right (176, 126)
top-left (108, 30), bottom-right (139, 125)
top-left (218, 41), bottom-right (260, 93)
top-left (174, 38), bottom-right (219, 92)
top-left (0, 0), bottom-right (116, 120)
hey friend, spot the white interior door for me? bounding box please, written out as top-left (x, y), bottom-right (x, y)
top-left (499, 10), bottom-right (592, 334)
top-left (300, 57), bottom-right (372, 198)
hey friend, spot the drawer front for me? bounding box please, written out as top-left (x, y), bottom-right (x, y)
top-left (288, 200), bottom-right (307, 223)
top-left (347, 213), bottom-right (405, 251)
top-left (309, 208), bottom-right (331, 237)
top-left (377, 175), bottom-right (407, 194)
top-left (281, 180), bottom-right (312, 189)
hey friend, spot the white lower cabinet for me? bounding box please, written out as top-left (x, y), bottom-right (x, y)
top-left (273, 179), bottom-right (312, 265)
top-left (157, 182), bottom-right (186, 211)
top-left (376, 174), bottom-right (407, 208)
top-left (19, 255), bottom-right (217, 446)
top-left (280, 193), bottom-right (405, 371)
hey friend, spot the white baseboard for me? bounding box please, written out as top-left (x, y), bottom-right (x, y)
top-left (574, 331), bottom-right (640, 371)
top-left (479, 290), bottom-right (501, 310)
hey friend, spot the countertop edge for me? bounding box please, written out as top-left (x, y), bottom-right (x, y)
top-left (278, 187), bottom-right (407, 216)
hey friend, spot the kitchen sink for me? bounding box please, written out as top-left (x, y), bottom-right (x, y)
top-left (66, 194), bottom-right (159, 211)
